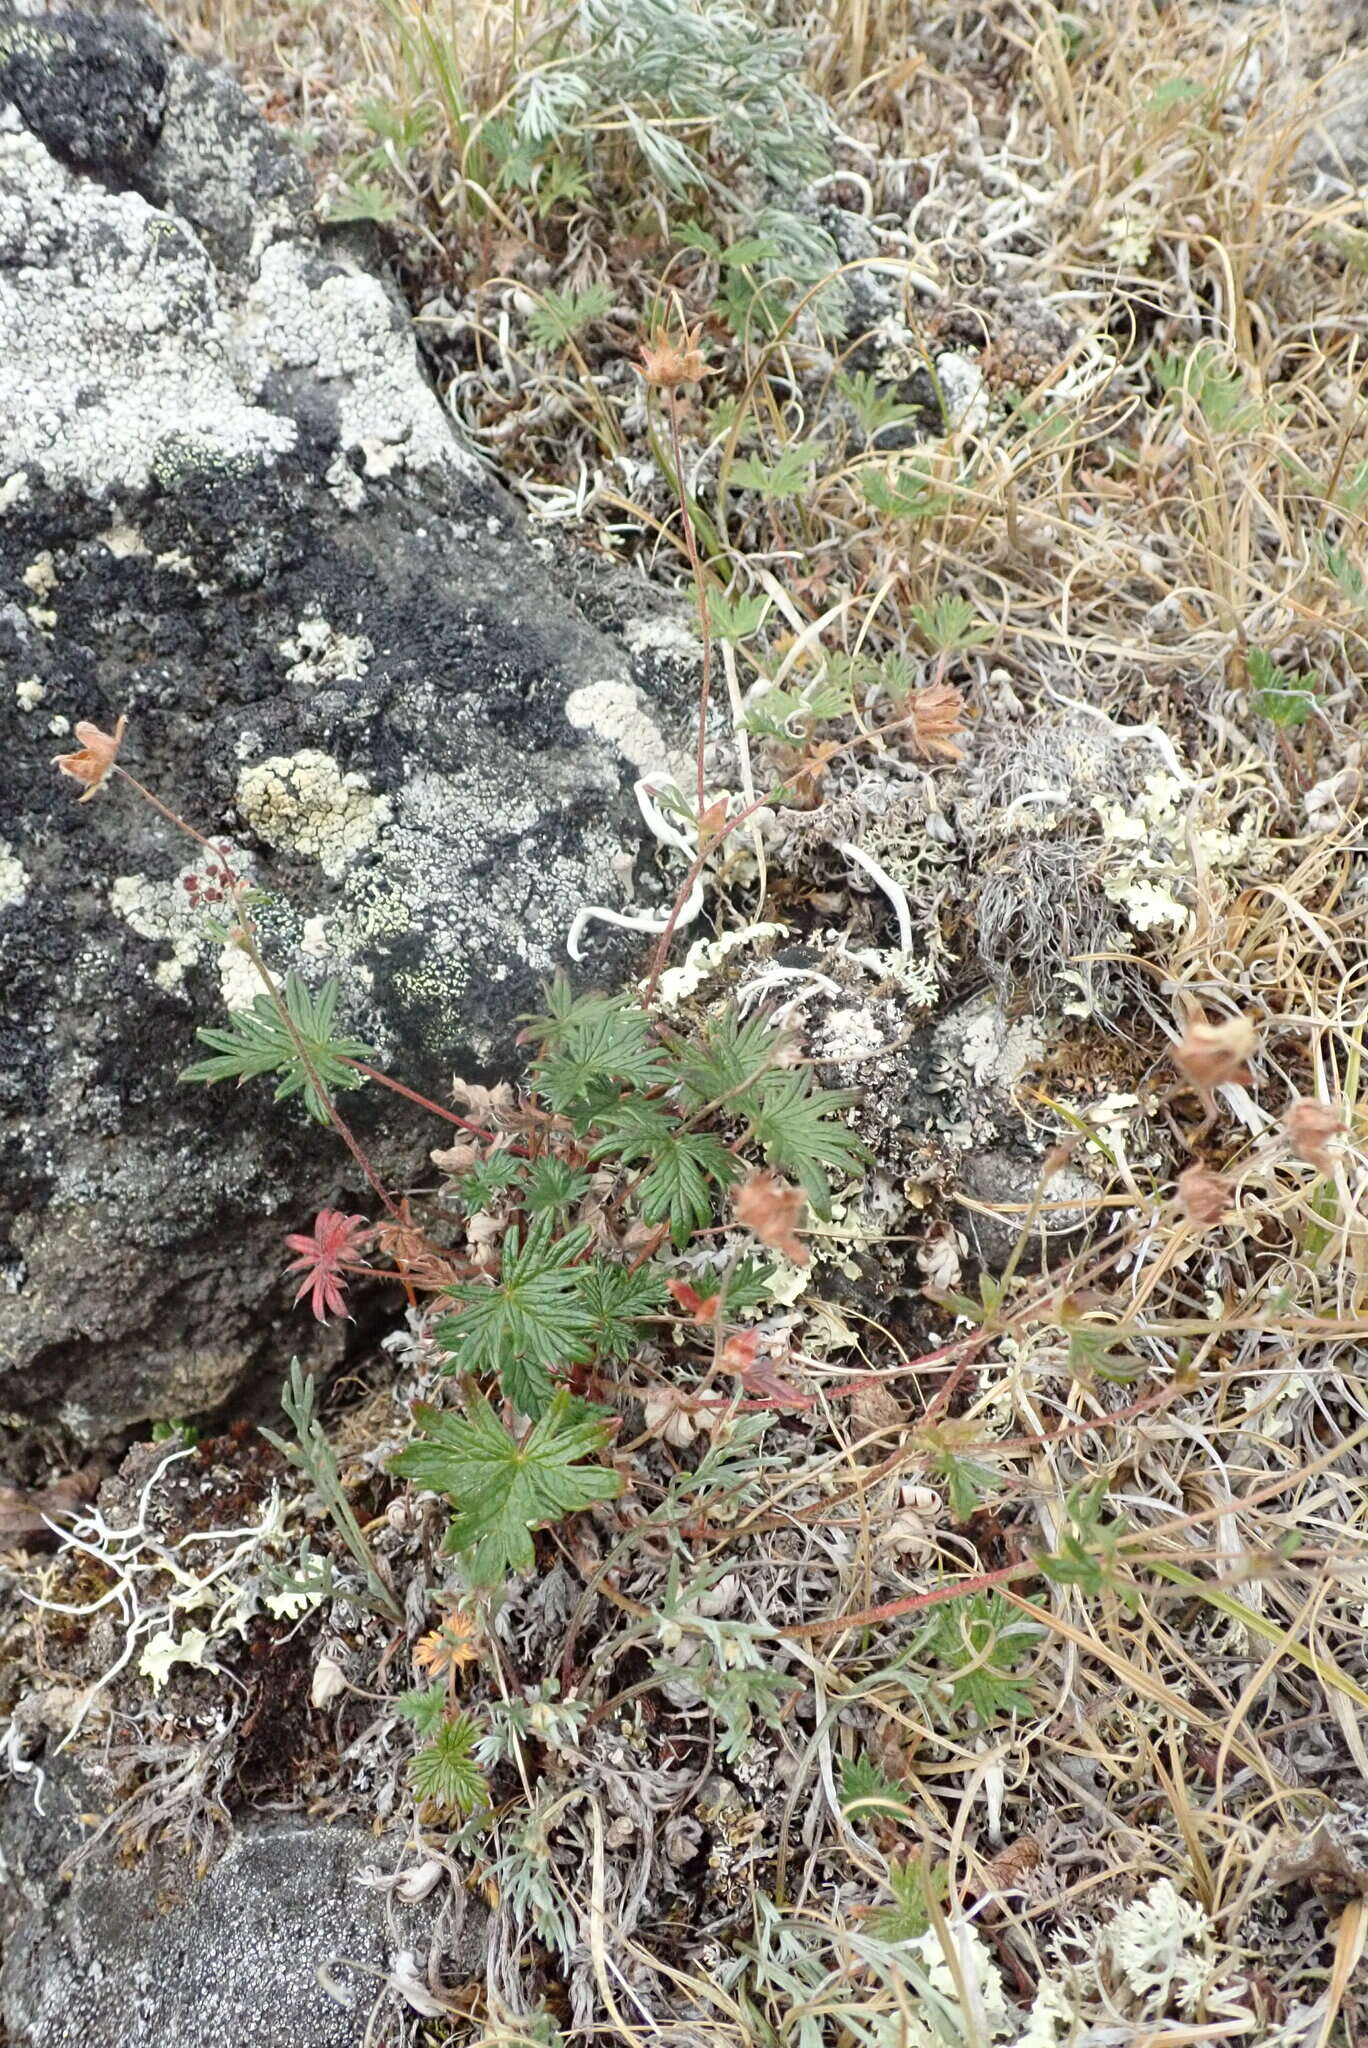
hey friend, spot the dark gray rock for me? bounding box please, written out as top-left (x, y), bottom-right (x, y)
top-left (0, 6), bottom-right (693, 1452)
top-left (0, 11), bottom-right (165, 179)
top-left (0, 1760), bottom-right (485, 2047)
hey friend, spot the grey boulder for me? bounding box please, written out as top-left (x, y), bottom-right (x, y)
top-left (0, 6), bottom-right (693, 1452)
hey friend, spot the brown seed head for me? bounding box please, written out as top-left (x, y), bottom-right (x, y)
top-left (1176, 1164), bottom-right (1235, 1228)
top-left (1172, 1014), bottom-right (1258, 1092)
top-left (905, 682), bottom-right (969, 762)
top-left (1282, 1098), bottom-right (1344, 1175)
top-left (53, 713), bottom-right (128, 801)
top-left (638, 322), bottom-right (713, 389)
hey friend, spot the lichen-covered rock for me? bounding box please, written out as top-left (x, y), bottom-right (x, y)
top-left (0, 5), bottom-right (692, 1453)
top-left (0, 1760), bottom-right (487, 2047)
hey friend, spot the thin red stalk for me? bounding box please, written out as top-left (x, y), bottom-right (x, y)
top-left (779, 1558), bottom-right (1036, 1639)
top-left (642, 787), bottom-right (775, 1007)
top-left (341, 1060), bottom-right (507, 1143)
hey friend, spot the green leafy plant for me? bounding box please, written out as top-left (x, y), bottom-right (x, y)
top-left (861, 465), bottom-right (954, 521)
top-left (1038, 1478), bottom-right (1137, 1608)
top-left (1154, 342), bottom-right (1259, 433)
top-left (181, 971), bottom-right (374, 1124)
top-left (837, 370), bottom-right (921, 442)
top-left (409, 1712), bottom-right (489, 1813)
top-left (907, 594), bottom-right (991, 657)
top-left (436, 1219), bottom-right (597, 1415)
top-left (839, 1753), bottom-right (911, 1820)
top-left (524, 281), bottom-right (615, 349)
top-left (868, 1857), bottom-right (949, 1943)
top-left (916, 1591), bottom-right (1042, 1728)
top-left (1248, 647), bottom-right (1322, 727)
top-left (390, 1390), bottom-right (621, 1580)
top-left (261, 1360), bottom-right (402, 1621)
top-left (727, 440), bottom-right (826, 501)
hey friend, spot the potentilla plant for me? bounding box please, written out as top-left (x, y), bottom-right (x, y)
top-left (52, 718), bottom-right (869, 1596)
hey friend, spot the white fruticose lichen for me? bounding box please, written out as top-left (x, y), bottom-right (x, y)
top-left (15, 677), bottom-right (44, 711)
top-left (567, 776), bottom-right (704, 960)
top-left (235, 749), bottom-right (389, 878)
top-left (1100, 1879), bottom-right (1215, 2013)
top-left (654, 922), bottom-right (788, 1008)
top-left (1094, 770), bottom-right (1259, 936)
top-left (279, 610), bottom-right (373, 688)
top-left (22, 1446), bottom-right (323, 1737)
top-left (0, 839), bottom-right (29, 908)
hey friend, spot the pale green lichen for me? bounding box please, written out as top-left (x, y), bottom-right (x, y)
top-left (235, 749), bottom-right (389, 878)
top-left (1094, 770), bottom-right (1261, 935)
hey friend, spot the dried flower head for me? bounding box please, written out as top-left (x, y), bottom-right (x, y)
top-left (905, 682), bottom-right (969, 762)
top-left (1282, 1098), bottom-right (1344, 1174)
top-left (734, 1169), bottom-right (809, 1264)
top-left (1176, 1165), bottom-right (1234, 1228)
top-left (375, 1211), bottom-right (461, 1293)
top-left (638, 322), bottom-right (713, 389)
top-left (53, 713), bottom-right (128, 801)
top-left (414, 1608), bottom-right (481, 1680)
top-left (1172, 1014), bottom-right (1258, 1092)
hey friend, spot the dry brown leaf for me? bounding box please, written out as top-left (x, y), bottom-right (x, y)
top-left (450, 1077), bottom-right (516, 1118)
top-left (733, 1169), bottom-right (808, 1264)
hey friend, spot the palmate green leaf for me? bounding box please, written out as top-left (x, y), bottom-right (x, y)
top-left (573, 1259), bottom-right (665, 1361)
top-left (525, 980), bottom-right (671, 1114)
top-left (868, 1859), bottom-right (947, 1944)
top-left (408, 1713), bottom-right (489, 1814)
top-left (839, 1753), bottom-right (910, 1819)
top-left (436, 1219), bottom-right (594, 1417)
top-left (390, 1390), bottom-right (620, 1580)
top-left (525, 281), bottom-right (614, 349)
top-left (180, 972), bottom-right (375, 1124)
top-left (743, 1070), bottom-right (867, 1215)
top-left (727, 440), bottom-right (826, 500)
top-left (395, 1682), bottom-right (448, 1738)
top-left (523, 1155), bottom-right (592, 1218)
top-left (674, 1005), bottom-right (787, 1110)
top-left (637, 1131), bottom-right (737, 1247)
top-left (586, 1092), bottom-right (679, 1161)
top-left (919, 1592), bottom-right (1042, 1728)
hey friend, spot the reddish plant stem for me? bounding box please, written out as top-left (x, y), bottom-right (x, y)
top-left (342, 1060), bottom-right (505, 1143)
top-left (778, 1558), bottom-right (1037, 1639)
top-left (642, 787), bottom-right (776, 1007)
